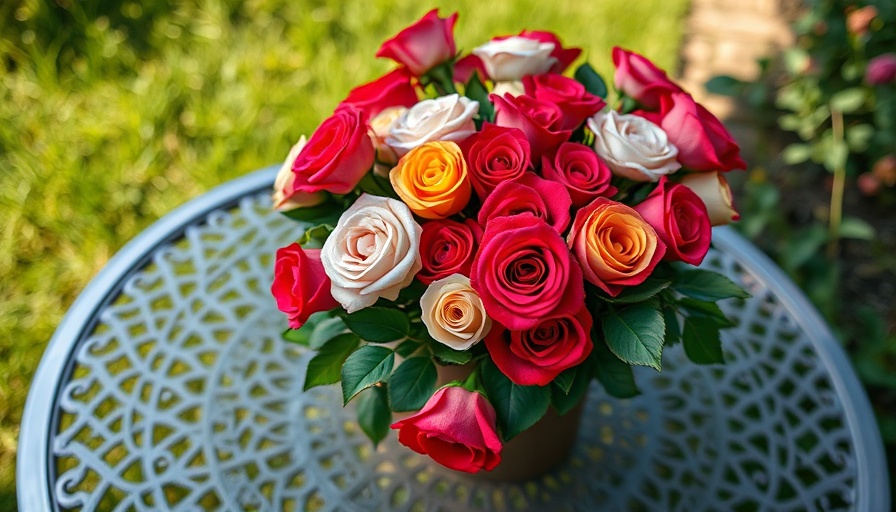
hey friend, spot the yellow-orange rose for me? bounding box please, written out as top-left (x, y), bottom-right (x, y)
top-left (389, 141), bottom-right (471, 219)
top-left (567, 197), bottom-right (667, 297)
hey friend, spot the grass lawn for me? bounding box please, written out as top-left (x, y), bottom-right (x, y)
top-left (0, 0), bottom-right (690, 508)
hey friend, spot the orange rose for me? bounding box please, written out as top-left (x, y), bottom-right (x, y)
top-left (389, 141), bottom-right (472, 219)
top-left (567, 197), bottom-right (666, 296)
top-left (678, 172), bottom-right (739, 226)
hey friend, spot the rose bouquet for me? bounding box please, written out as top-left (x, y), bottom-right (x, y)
top-left (270, 10), bottom-right (749, 475)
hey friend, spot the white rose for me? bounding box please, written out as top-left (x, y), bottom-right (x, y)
top-left (587, 110), bottom-right (681, 182)
top-left (472, 36), bottom-right (556, 82)
top-left (679, 171), bottom-right (740, 226)
top-left (386, 94), bottom-right (478, 158)
top-left (420, 274), bottom-right (492, 351)
top-left (491, 80), bottom-right (525, 97)
top-left (272, 136), bottom-right (326, 211)
top-left (321, 194), bottom-right (423, 313)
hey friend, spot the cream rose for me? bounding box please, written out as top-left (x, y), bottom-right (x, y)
top-left (420, 274), bottom-right (492, 351)
top-left (587, 110), bottom-right (681, 182)
top-left (386, 94), bottom-right (478, 158)
top-left (321, 194), bottom-right (423, 313)
top-left (370, 106), bottom-right (407, 172)
top-left (679, 171), bottom-right (740, 226)
top-left (491, 80), bottom-right (525, 97)
top-left (272, 136), bottom-right (327, 211)
top-left (472, 36), bottom-right (556, 82)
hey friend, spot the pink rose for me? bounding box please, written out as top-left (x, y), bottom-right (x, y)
top-left (541, 142), bottom-right (618, 207)
top-left (477, 173), bottom-right (571, 233)
top-left (417, 218), bottom-right (483, 285)
top-left (471, 214), bottom-right (584, 331)
top-left (638, 92), bottom-right (746, 172)
top-left (271, 244), bottom-right (339, 329)
top-left (522, 74), bottom-right (606, 131)
top-left (376, 9), bottom-right (458, 76)
top-left (289, 104), bottom-right (375, 196)
top-left (341, 68), bottom-right (419, 118)
top-left (612, 47), bottom-right (683, 109)
top-left (391, 386), bottom-right (502, 473)
top-left (485, 306), bottom-right (593, 386)
top-left (462, 123), bottom-right (531, 200)
top-left (634, 177), bottom-right (712, 265)
top-left (517, 30), bottom-right (581, 74)
top-left (492, 93), bottom-right (573, 162)
top-left (866, 53), bottom-right (896, 85)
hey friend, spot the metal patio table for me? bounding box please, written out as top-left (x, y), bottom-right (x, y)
top-left (18, 166), bottom-right (890, 511)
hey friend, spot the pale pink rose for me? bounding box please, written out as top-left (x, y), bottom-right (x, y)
top-left (420, 274), bottom-right (492, 351)
top-left (272, 136), bottom-right (326, 212)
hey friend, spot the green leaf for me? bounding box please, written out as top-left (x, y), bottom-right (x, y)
top-left (431, 341), bottom-right (473, 365)
top-left (677, 298), bottom-right (735, 327)
top-left (602, 303), bottom-right (665, 371)
top-left (465, 73), bottom-right (495, 122)
top-left (574, 63), bottom-right (608, 98)
top-left (357, 172), bottom-right (398, 199)
top-left (281, 200), bottom-right (341, 222)
top-left (551, 365), bottom-right (591, 416)
top-left (356, 385), bottom-right (391, 447)
top-left (552, 367), bottom-right (577, 395)
top-left (781, 143), bottom-right (812, 164)
top-left (394, 339), bottom-right (422, 358)
top-left (481, 360), bottom-right (551, 440)
top-left (303, 333), bottom-right (360, 391)
top-left (341, 345), bottom-right (395, 404)
top-left (343, 307), bottom-right (410, 343)
top-left (307, 315), bottom-right (349, 349)
top-left (606, 278), bottom-right (671, 304)
top-left (662, 303), bottom-right (681, 347)
top-left (591, 335), bottom-right (639, 398)
top-left (388, 356), bottom-right (438, 412)
top-left (672, 269), bottom-right (751, 301)
top-left (830, 88), bottom-right (867, 114)
top-left (704, 75), bottom-right (743, 97)
top-left (298, 223), bottom-right (334, 249)
top-left (838, 217), bottom-right (875, 241)
top-left (682, 317), bottom-right (724, 364)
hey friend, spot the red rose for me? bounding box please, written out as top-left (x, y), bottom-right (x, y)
top-left (477, 172), bottom-right (571, 234)
top-left (485, 306), bottom-right (593, 386)
top-left (271, 244), bottom-right (339, 329)
top-left (417, 218), bottom-right (483, 285)
top-left (640, 92), bottom-right (746, 172)
top-left (454, 54), bottom-right (488, 83)
top-left (289, 104), bottom-right (375, 195)
top-left (518, 30), bottom-right (581, 74)
top-left (491, 93), bottom-right (572, 163)
top-left (391, 386), bottom-right (502, 473)
top-left (376, 9), bottom-right (458, 76)
top-left (471, 214), bottom-right (584, 331)
top-left (341, 68), bottom-right (419, 118)
top-left (634, 177), bottom-right (711, 265)
top-left (462, 123), bottom-right (531, 200)
top-left (541, 142), bottom-right (618, 207)
top-left (522, 74), bottom-right (606, 131)
top-left (612, 47), bottom-right (683, 109)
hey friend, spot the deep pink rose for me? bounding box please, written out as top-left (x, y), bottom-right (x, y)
top-left (638, 92), bottom-right (746, 172)
top-left (866, 53), bottom-right (896, 85)
top-left (612, 47), bottom-right (683, 109)
top-left (454, 54), bottom-right (488, 83)
top-left (289, 104), bottom-right (375, 195)
top-left (471, 214), bottom-right (584, 331)
top-left (376, 9), bottom-right (458, 76)
top-left (634, 177), bottom-right (711, 265)
top-left (462, 123), bottom-right (531, 200)
top-left (477, 172), bottom-right (571, 233)
top-left (492, 93), bottom-right (573, 162)
top-left (341, 68), bottom-right (419, 118)
top-left (518, 30), bottom-right (582, 74)
top-left (522, 74), bottom-right (606, 131)
top-left (485, 306), bottom-right (593, 386)
top-left (391, 386), bottom-right (502, 473)
top-left (271, 244), bottom-right (339, 329)
top-left (417, 218), bottom-right (483, 285)
top-left (541, 142), bottom-right (618, 207)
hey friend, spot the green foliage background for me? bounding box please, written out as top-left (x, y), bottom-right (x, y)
top-left (0, 0), bottom-right (689, 507)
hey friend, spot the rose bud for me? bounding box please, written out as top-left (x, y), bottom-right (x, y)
top-left (612, 47), bottom-right (683, 109)
top-left (271, 244), bottom-right (339, 329)
top-left (587, 110), bottom-right (681, 182)
top-left (516, 30), bottom-right (581, 74)
top-left (541, 142), bottom-right (618, 207)
top-left (390, 141), bottom-right (472, 219)
top-left (340, 68), bottom-right (419, 119)
top-left (472, 36), bottom-right (557, 82)
top-left (376, 9), bottom-right (458, 77)
top-left (272, 136), bottom-right (327, 212)
top-left (420, 274), bottom-right (492, 351)
top-left (634, 177), bottom-right (712, 265)
top-left (417, 218), bottom-right (482, 285)
top-left (678, 172), bottom-right (740, 226)
top-left (866, 54), bottom-right (896, 85)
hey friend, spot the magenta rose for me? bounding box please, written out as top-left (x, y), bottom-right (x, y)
top-left (517, 30), bottom-right (582, 74)
top-left (634, 177), bottom-right (712, 265)
top-left (492, 93), bottom-right (573, 162)
top-left (638, 92), bottom-right (746, 172)
top-left (866, 53), bottom-right (896, 85)
top-left (522, 74), bottom-right (606, 131)
top-left (462, 123), bottom-right (531, 200)
top-left (612, 47), bottom-right (683, 109)
top-left (485, 306), bottom-right (593, 386)
top-left (477, 172), bottom-right (571, 233)
top-left (271, 244), bottom-right (339, 329)
top-left (376, 9), bottom-right (458, 76)
top-left (289, 104), bottom-right (375, 196)
top-left (341, 68), bottom-right (419, 118)
top-left (391, 386), bottom-right (502, 473)
top-left (471, 214), bottom-right (584, 331)
top-left (417, 218), bottom-right (483, 285)
top-left (542, 142), bottom-right (618, 207)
